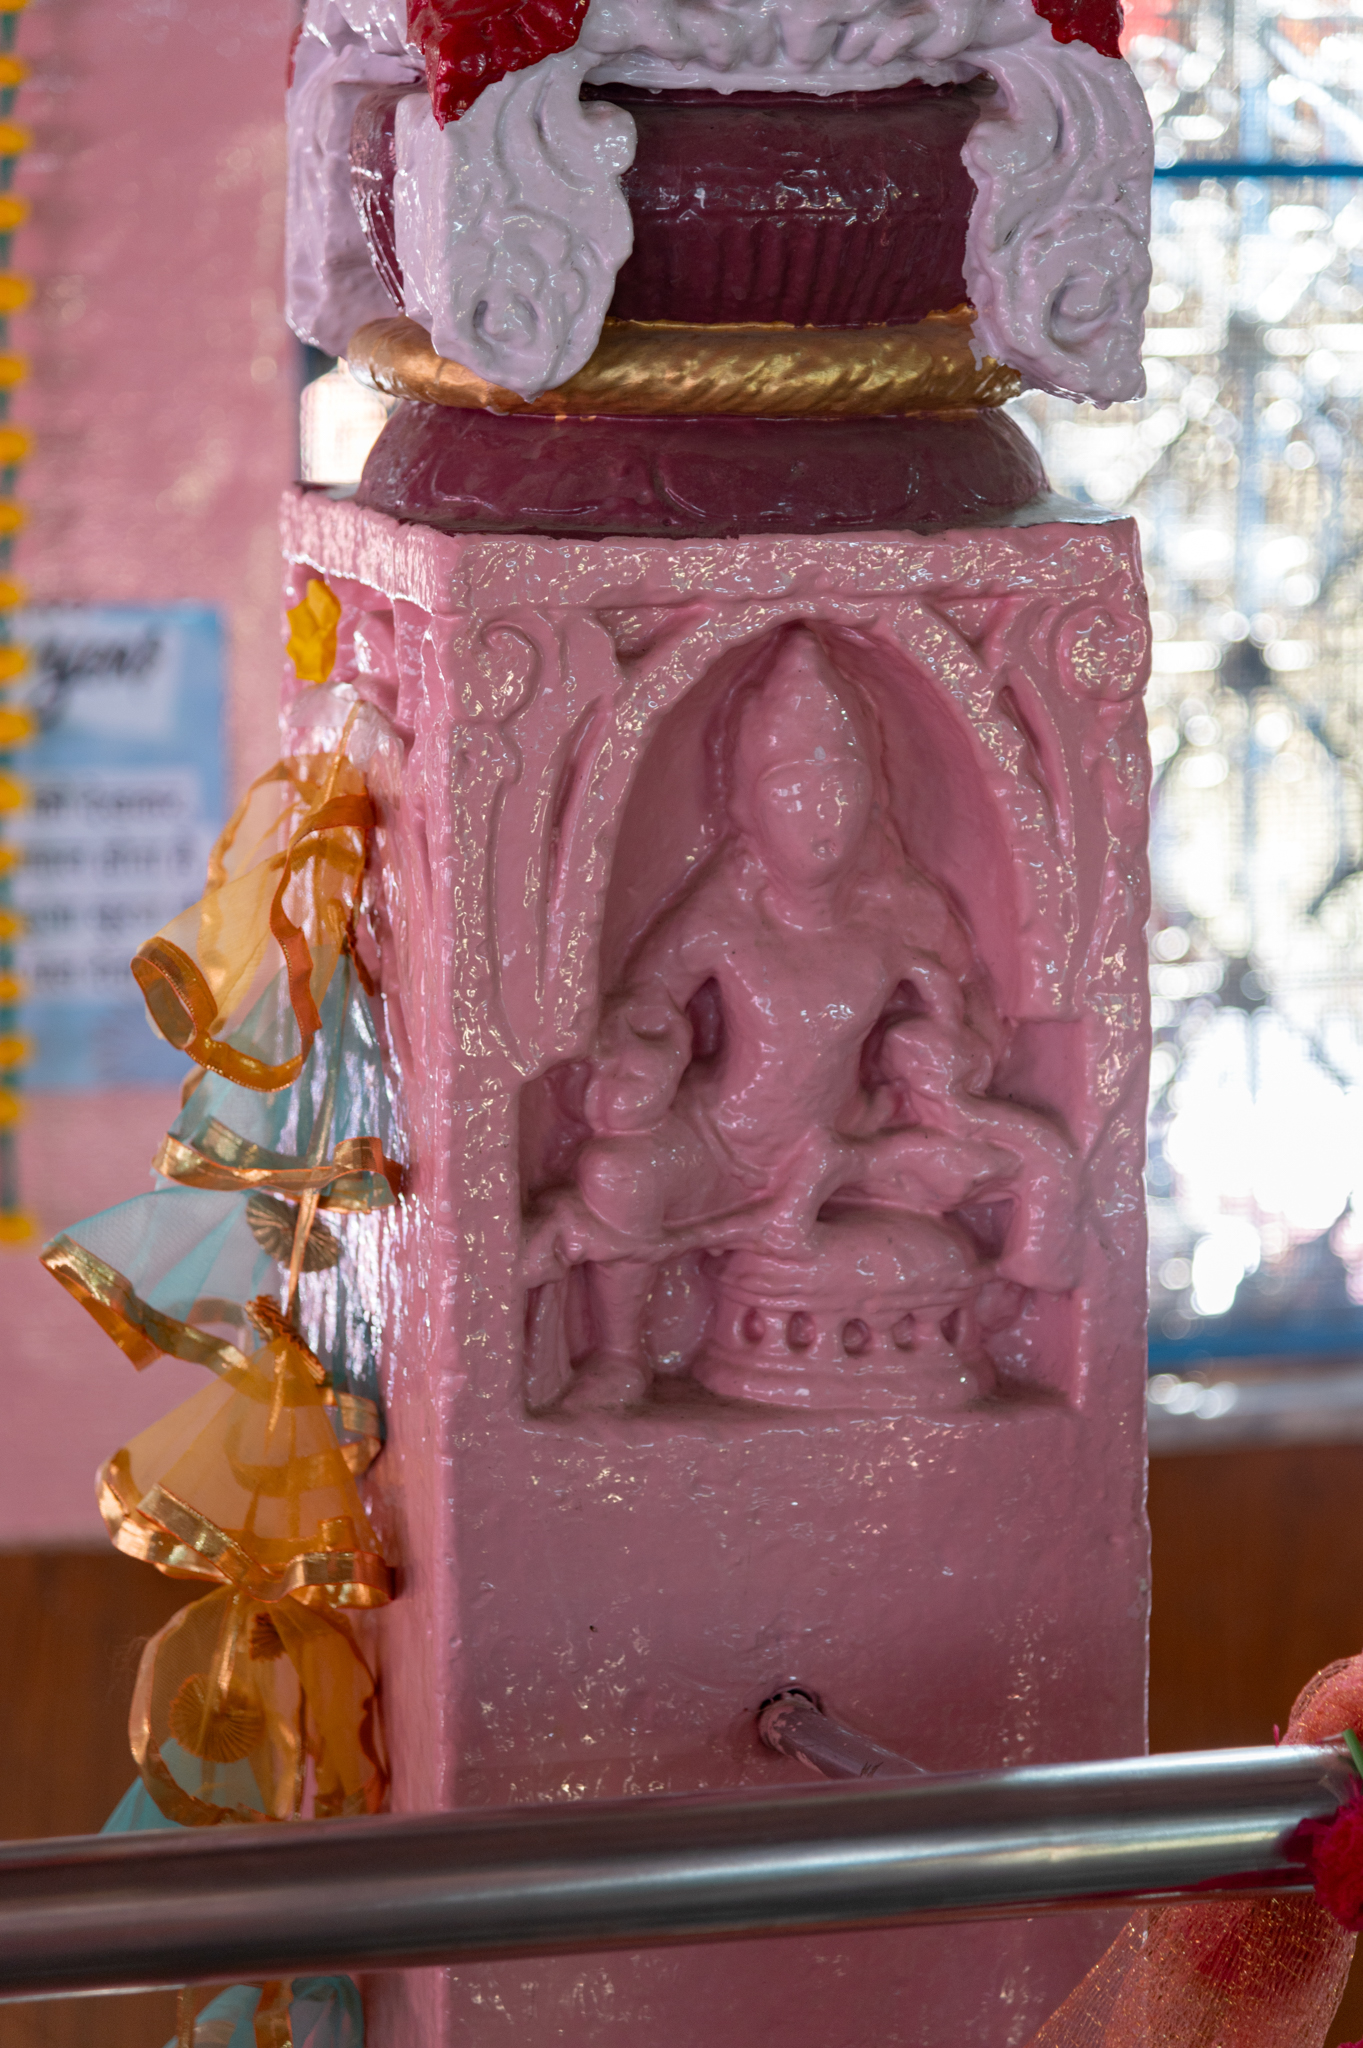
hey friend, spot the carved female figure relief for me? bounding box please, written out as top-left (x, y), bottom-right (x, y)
top-left (522, 627), bottom-right (1080, 1415)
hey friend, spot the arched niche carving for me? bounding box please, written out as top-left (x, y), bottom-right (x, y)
top-left (519, 622), bottom-right (1080, 1418)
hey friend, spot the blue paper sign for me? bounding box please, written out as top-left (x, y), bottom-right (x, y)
top-left (11, 605), bottom-right (225, 1089)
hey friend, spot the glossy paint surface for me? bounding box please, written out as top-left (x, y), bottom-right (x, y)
top-left (349, 85), bottom-right (412, 309)
top-left (354, 402), bottom-right (1048, 537)
top-left (280, 489), bottom-right (1152, 2046)
top-left (288, 0), bottom-right (1152, 402)
top-left (289, 5), bottom-right (422, 356)
top-left (353, 78), bottom-right (982, 330)
top-left (542, 81), bottom-right (977, 327)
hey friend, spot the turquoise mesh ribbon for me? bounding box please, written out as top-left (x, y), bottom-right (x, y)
top-left (42, 959), bottom-right (398, 1453)
top-left (101, 1788), bottom-right (365, 2047)
top-left (168, 961), bottom-right (403, 1202)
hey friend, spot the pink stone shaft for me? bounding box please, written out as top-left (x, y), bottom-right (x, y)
top-left (281, 491), bottom-right (1151, 2047)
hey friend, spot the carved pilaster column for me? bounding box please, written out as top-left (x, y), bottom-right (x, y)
top-left (280, 491), bottom-right (1151, 2046)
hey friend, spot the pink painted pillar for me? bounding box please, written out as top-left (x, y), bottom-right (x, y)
top-left (281, 486), bottom-right (1151, 2047)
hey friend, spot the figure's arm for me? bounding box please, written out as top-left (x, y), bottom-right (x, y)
top-left (583, 889), bottom-right (741, 1134)
top-left (583, 985), bottom-right (693, 1134)
top-left (929, 1093), bottom-right (1083, 1291)
top-left (872, 1012), bottom-right (1082, 1288)
top-left (843, 1127), bottom-right (1004, 1218)
top-left (881, 887), bottom-right (977, 1038)
top-left (988, 1107), bottom-right (1083, 1291)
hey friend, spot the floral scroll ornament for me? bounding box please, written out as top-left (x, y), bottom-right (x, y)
top-left (1029, 598), bottom-right (1151, 705)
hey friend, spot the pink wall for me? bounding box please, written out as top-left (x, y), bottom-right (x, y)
top-left (3, 0), bottom-right (295, 1545)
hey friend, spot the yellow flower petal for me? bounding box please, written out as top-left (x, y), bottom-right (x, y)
top-left (285, 577), bottom-right (342, 685)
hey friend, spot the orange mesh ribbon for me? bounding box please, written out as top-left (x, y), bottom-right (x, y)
top-left (133, 1584), bottom-right (387, 1827)
top-left (1027, 1659), bottom-right (1363, 2048)
top-left (40, 1225), bottom-right (251, 1377)
top-left (176, 1979), bottom-right (297, 2048)
top-left (45, 1214), bottom-right (384, 1476)
top-left (152, 1128), bottom-right (401, 1210)
top-left (131, 743), bottom-right (373, 1093)
top-left (97, 1311), bottom-right (390, 1607)
top-left (107, 1311), bottom-right (391, 1827)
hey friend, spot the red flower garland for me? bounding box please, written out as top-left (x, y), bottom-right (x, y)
top-left (406, 0), bottom-right (1127, 126)
top-left (408, 0), bottom-right (591, 123)
top-left (1300, 1783), bottom-right (1363, 1931)
top-left (1029, 0), bottom-right (1123, 61)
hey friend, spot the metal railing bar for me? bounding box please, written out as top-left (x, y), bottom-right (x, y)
top-left (757, 1686), bottom-right (928, 1780)
top-left (0, 1742), bottom-right (1351, 2001)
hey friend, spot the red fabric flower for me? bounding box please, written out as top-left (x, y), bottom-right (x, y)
top-left (407, 0), bottom-right (591, 123)
top-left (406, 0), bottom-right (1125, 125)
top-left (1299, 1785), bottom-right (1363, 1931)
top-left (1029, 0), bottom-right (1123, 60)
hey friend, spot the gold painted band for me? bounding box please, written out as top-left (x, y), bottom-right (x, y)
top-left (346, 309), bottom-right (1022, 421)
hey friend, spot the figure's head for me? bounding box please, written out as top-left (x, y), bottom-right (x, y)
top-left (731, 632), bottom-right (875, 890)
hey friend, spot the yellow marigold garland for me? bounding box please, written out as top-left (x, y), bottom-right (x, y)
top-left (0, 0), bottom-right (31, 1244)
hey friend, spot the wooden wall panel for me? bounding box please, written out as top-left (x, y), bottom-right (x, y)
top-left (1150, 1444), bottom-right (1363, 2047)
top-left (0, 1551), bottom-right (187, 2048)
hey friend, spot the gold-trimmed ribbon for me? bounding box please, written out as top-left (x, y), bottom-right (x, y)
top-left (100, 1454), bottom-right (390, 1603)
top-left (154, 1125), bottom-right (402, 1210)
top-left (43, 1234), bottom-right (383, 1475)
top-left (42, 1232), bottom-right (250, 1375)
top-left (132, 1585), bottom-right (388, 1829)
top-left (97, 1319), bottom-right (390, 1605)
top-left (347, 306), bottom-right (1022, 420)
top-left (131, 744), bottom-right (374, 1094)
